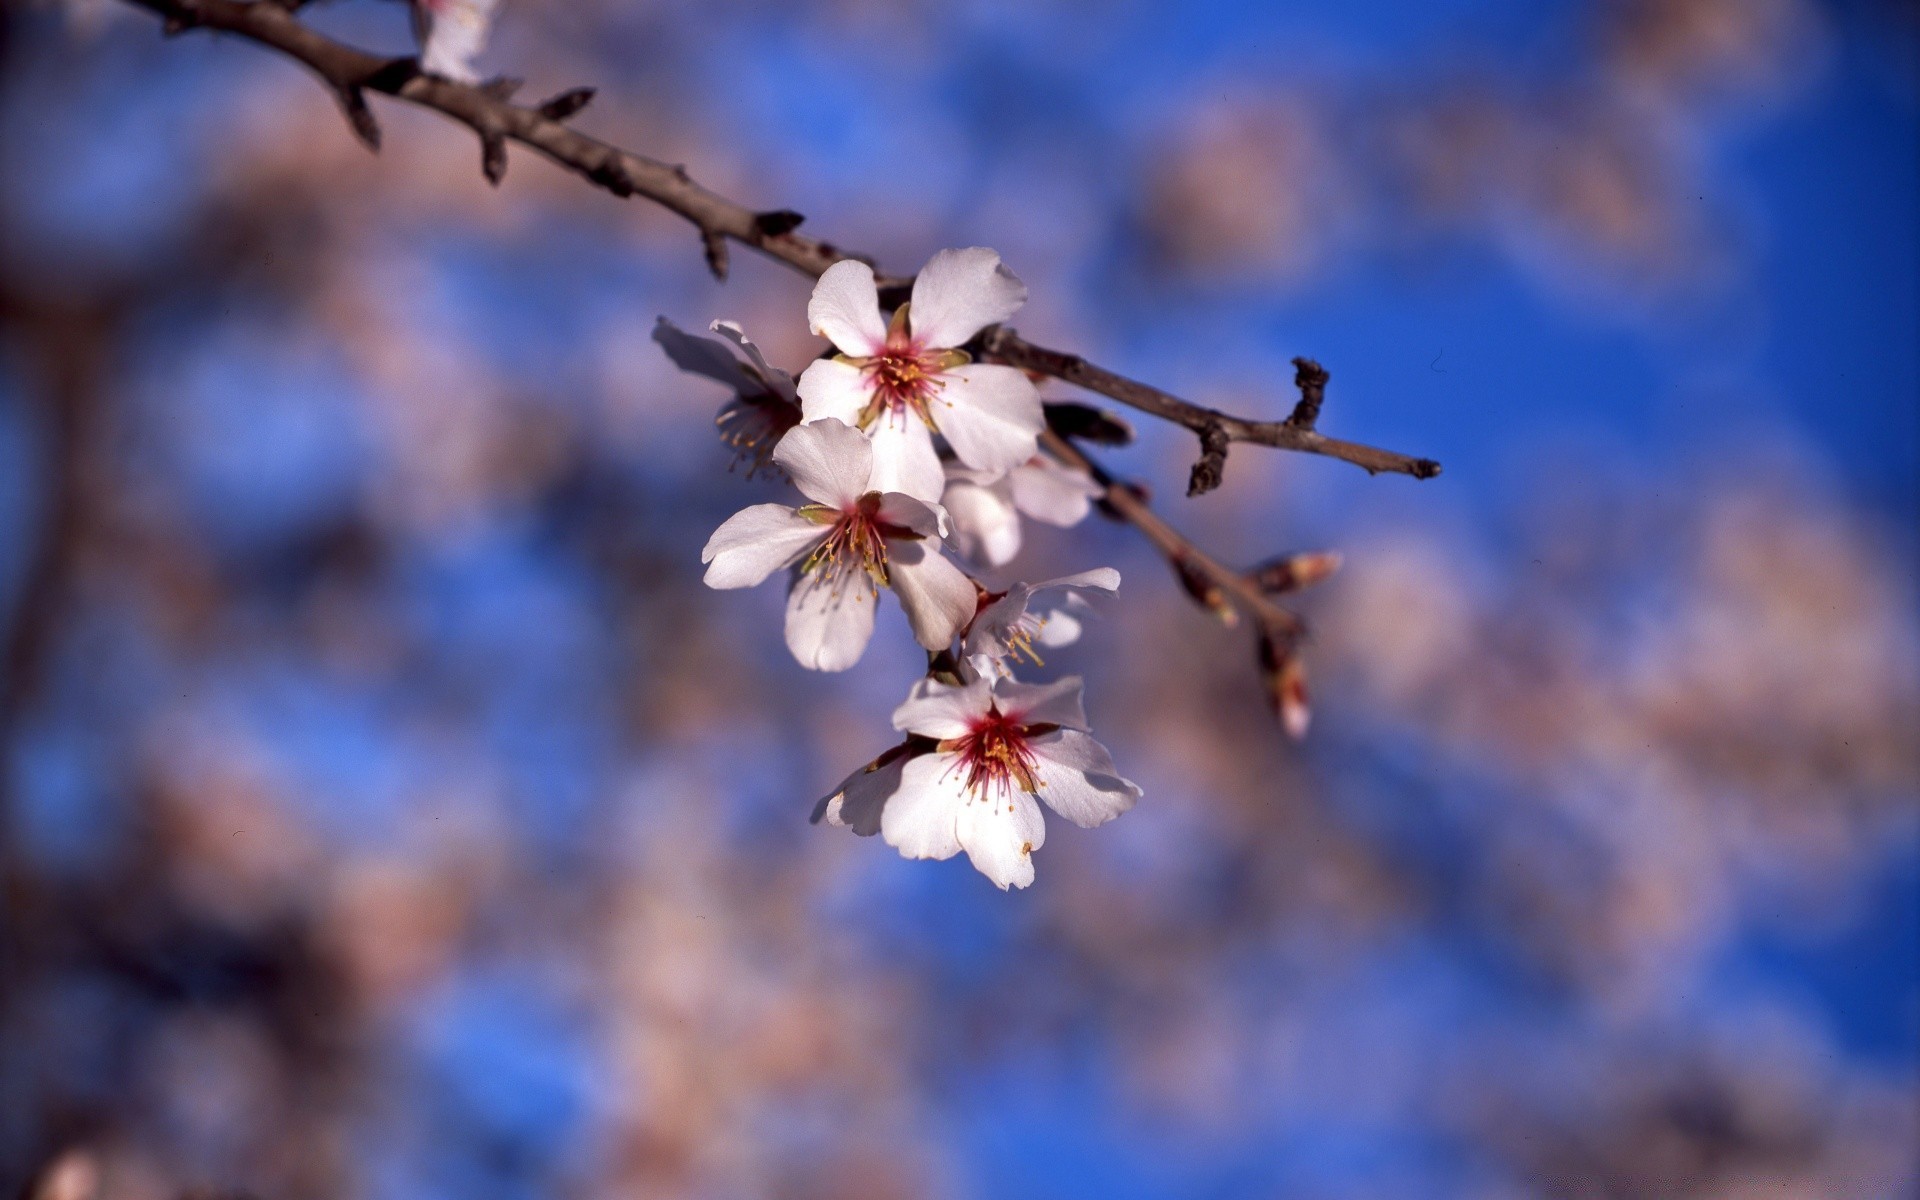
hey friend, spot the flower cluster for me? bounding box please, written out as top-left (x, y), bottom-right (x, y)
top-left (664, 249), bottom-right (1141, 889)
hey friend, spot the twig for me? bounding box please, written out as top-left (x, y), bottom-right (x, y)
top-left (113, 0), bottom-right (1436, 483)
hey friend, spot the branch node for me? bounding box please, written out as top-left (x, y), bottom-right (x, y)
top-left (1257, 629), bottom-right (1311, 740)
top-left (537, 87), bottom-right (596, 121)
top-left (335, 86), bottom-right (382, 152)
top-left (1173, 555), bottom-right (1238, 627)
top-left (1286, 357), bottom-right (1328, 430)
top-left (1187, 422), bottom-right (1231, 496)
top-left (481, 133), bottom-right (508, 186)
top-left (752, 209), bottom-right (806, 238)
top-left (589, 153), bottom-right (636, 197)
top-left (1044, 401), bottom-right (1134, 447)
top-left (1248, 551), bottom-right (1342, 595)
top-left (702, 229), bottom-right (730, 282)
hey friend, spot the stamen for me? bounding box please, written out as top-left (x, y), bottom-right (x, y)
top-left (941, 706), bottom-right (1042, 806)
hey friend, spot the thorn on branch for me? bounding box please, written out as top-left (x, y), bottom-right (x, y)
top-left (537, 88), bottom-right (596, 121)
top-left (1173, 555), bottom-right (1238, 627)
top-left (481, 133), bottom-right (508, 185)
top-left (589, 153), bottom-right (635, 197)
top-left (1286, 357), bottom-right (1328, 430)
top-left (1248, 551), bottom-right (1342, 595)
top-left (1187, 422), bottom-right (1231, 496)
top-left (702, 229), bottom-right (730, 282)
top-left (335, 86), bottom-right (382, 152)
top-left (1257, 630), bottom-right (1311, 740)
top-left (753, 210), bottom-right (807, 238)
top-left (1044, 401), bottom-right (1134, 447)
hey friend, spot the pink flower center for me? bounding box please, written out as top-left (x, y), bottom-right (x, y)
top-left (800, 495), bottom-right (914, 589)
top-left (945, 706), bottom-right (1041, 800)
top-left (846, 304), bottom-right (968, 432)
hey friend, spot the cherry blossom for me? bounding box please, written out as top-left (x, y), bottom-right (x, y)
top-left (700, 419), bottom-right (976, 671)
top-left (411, 0), bottom-right (500, 83)
top-left (964, 568), bottom-right (1120, 678)
top-left (942, 454), bottom-right (1103, 568)
top-left (797, 248), bottom-right (1045, 504)
top-left (654, 318), bottom-right (801, 478)
top-left (816, 675), bottom-right (1140, 890)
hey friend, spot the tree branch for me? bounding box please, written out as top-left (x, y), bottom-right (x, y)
top-left (116, 0), bottom-right (1436, 483)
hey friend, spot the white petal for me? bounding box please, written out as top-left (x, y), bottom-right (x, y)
top-left (1034, 607), bottom-right (1083, 648)
top-left (1009, 458), bottom-right (1101, 527)
top-left (955, 788), bottom-right (1045, 890)
top-left (929, 364), bottom-right (1044, 476)
top-left (864, 416), bottom-right (945, 503)
top-left (873, 492), bottom-right (948, 540)
top-left (811, 747), bottom-right (913, 836)
top-left (710, 320), bottom-right (799, 401)
top-left (886, 541), bottom-right (978, 651)
top-left (909, 247), bottom-right (1028, 350)
top-left (415, 0), bottom-right (497, 83)
top-left (654, 317), bottom-right (756, 392)
top-left (700, 504), bottom-right (823, 589)
top-left (1031, 567), bottom-right (1121, 597)
top-left (962, 586), bottom-right (1036, 667)
top-left (772, 418), bottom-right (872, 508)
top-left (880, 753), bottom-right (966, 861)
top-left (1029, 729), bottom-right (1141, 828)
top-left (797, 358), bottom-right (872, 426)
top-left (993, 675), bottom-right (1089, 731)
top-left (941, 477), bottom-right (1022, 568)
top-left (785, 568), bottom-right (877, 672)
top-left (808, 259), bottom-right (888, 356)
top-left (891, 676), bottom-right (992, 740)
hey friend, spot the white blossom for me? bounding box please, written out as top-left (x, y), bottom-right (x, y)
top-left (654, 318), bottom-right (801, 478)
top-left (942, 454), bottom-right (1102, 568)
top-left (700, 419), bottom-right (976, 672)
top-left (818, 675), bottom-right (1140, 890)
top-left (797, 248), bottom-right (1045, 504)
top-left (963, 568), bottom-right (1119, 678)
top-left (411, 0), bottom-right (500, 84)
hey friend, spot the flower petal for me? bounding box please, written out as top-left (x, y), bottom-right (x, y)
top-left (811, 746), bottom-right (915, 836)
top-left (909, 247), bottom-right (1028, 349)
top-left (1009, 457), bottom-right (1101, 527)
top-left (994, 675), bottom-right (1090, 731)
top-left (654, 317), bottom-right (756, 392)
top-left (1029, 729), bottom-right (1141, 828)
top-left (700, 504), bottom-right (823, 589)
top-left (1032, 567), bottom-right (1121, 597)
top-left (880, 753), bottom-right (966, 861)
top-left (772, 418), bottom-right (872, 508)
top-left (930, 364), bottom-right (1044, 476)
top-left (864, 416), bottom-right (946, 503)
top-left (955, 788), bottom-right (1045, 890)
top-left (416, 0), bottom-right (497, 83)
top-left (1034, 606), bottom-right (1083, 648)
top-left (797, 358), bottom-right (871, 426)
top-left (808, 259), bottom-right (889, 356)
top-left (873, 491), bottom-right (948, 541)
top-left (785, 568), bottom-right (878, 671)
top-left (891, 676), bottom-right (992, 740)
top-left (710, 320), bottom-right (798, 401)
top-left (942, 476), bottom-right (1022, 567)
top-left (887, 540), bottom-right (978, 651)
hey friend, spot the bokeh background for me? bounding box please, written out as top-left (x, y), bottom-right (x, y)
top-left (2, 0), bottom-right (1916, 1196)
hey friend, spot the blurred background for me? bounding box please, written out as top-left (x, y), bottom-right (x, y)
top-left (1, 0), bottom-right (1916, 1196)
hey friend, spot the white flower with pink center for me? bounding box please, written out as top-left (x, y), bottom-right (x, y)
top-left (942, 454), bottom-right (1103, 568)
top-left (701, 419), bottom-right (976, 672)
top-left (817, 675), bottom-right (1140, 890)
top-left (964, 568), bottom-right (1119, 678)
top-left (654, 318), bottom-right (801, 479)
top-left (411, 0), bottom-right (500, 83)
top-left (797, 248), bottom-right (1046, 504)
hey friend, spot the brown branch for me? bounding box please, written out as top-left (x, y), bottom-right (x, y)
top-left (980, 328), bottom-right (1441, 483)
top-left (114, 0), bottom-right (1437, 484)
